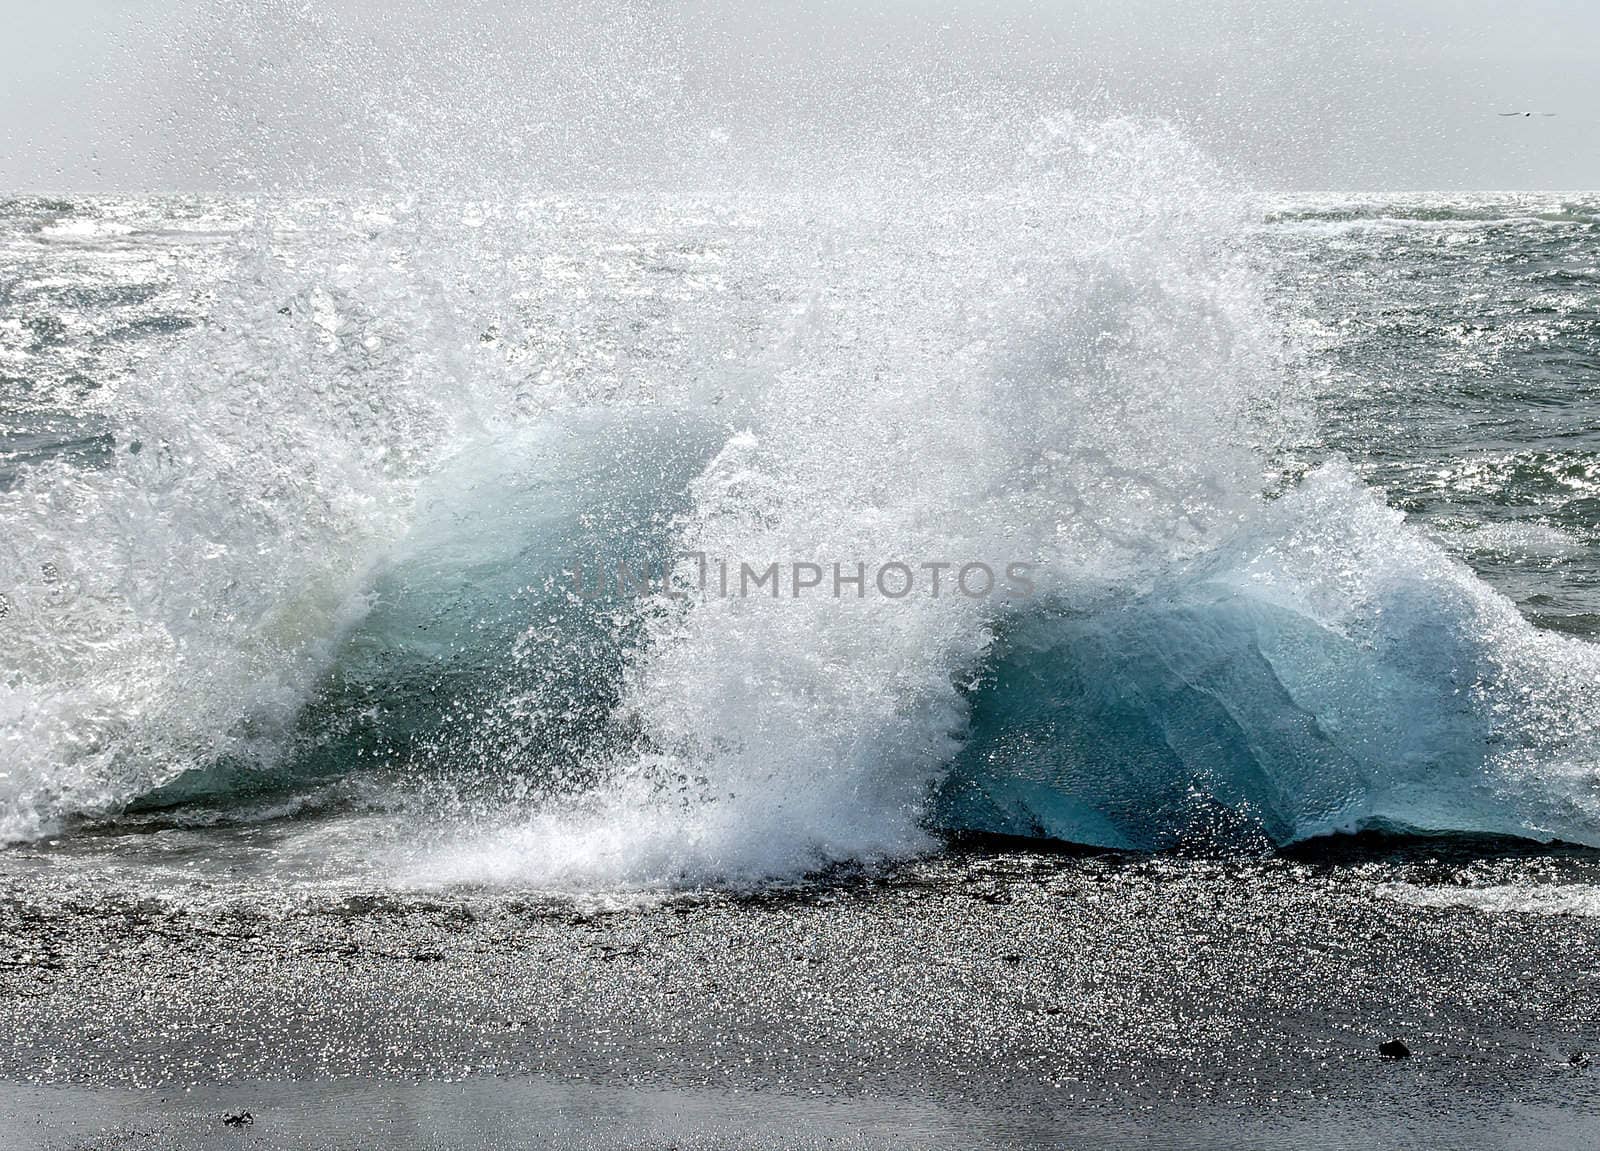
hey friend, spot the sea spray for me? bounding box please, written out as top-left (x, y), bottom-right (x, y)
top-left (413, 118), bottom-right (1306, 886)
top-left (4, 7), bottom-right (1600, 881)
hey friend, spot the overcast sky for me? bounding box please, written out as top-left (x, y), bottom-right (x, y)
top-left (2, 0), bottom-right (1597, 193)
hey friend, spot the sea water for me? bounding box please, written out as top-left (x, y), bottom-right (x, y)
top-left (3, 137), bottom-right (1600, 892)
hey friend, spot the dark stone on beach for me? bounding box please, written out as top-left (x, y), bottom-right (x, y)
top-left (1378, 1038), bottom-right (1411, 1059)
top-left (221, 1110), bottom-right (253, 1127)
top-left (410, 950), bottom-right (446, 962)
top-left (1000, 953), bottom-right (1023, 965)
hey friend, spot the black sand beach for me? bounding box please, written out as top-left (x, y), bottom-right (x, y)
top-left (3, 840), bottom-right (1596, 1148)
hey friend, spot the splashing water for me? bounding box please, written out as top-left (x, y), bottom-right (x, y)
top-left (419, 118), bottom-right (1305, 886)
top-left (4, 33), bottom-right (1600, 890)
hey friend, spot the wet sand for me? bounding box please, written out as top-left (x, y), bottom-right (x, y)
top-left (1, 841), bottom-right (1597, 1148)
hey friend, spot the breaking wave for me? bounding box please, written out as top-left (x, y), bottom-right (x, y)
top-left (4, 99), bottom-right (1600, 888)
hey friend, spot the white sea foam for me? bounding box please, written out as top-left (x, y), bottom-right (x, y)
top-left (1377, 881), bottom-right (1600, 918)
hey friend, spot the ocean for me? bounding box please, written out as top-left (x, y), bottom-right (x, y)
top-left (2, 125), bottom-right (1599, 1145)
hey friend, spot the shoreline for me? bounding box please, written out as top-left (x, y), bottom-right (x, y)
top-left (1, 845), bottom-right (1596, 1147)
top-left (6, 1077), bottom-right (1598, 1150)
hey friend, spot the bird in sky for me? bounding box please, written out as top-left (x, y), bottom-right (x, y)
top-left (1498, 112), bottom-right (1557, 117)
